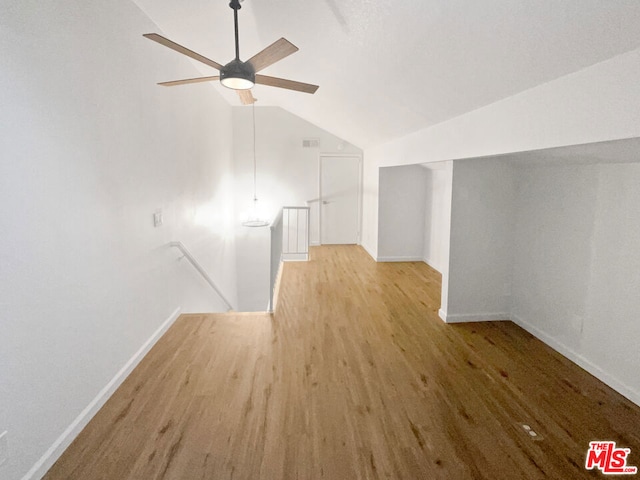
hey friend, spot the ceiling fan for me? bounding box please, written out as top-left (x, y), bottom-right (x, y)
top-left (143, 0), bottom-right (319, 105)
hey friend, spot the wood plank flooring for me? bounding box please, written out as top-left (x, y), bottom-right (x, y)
top-left (45, 245), bottom-right (640, 479)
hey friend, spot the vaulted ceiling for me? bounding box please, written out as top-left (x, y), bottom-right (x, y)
top-left (133, 0), bottom-right (640, 149)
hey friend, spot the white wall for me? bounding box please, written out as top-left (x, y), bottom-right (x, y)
top-left (376, 163), bottom-right (453, 271)
top-left (0, 1), bottom-right (237, 478)
top-left (232, 106), bottom-right (361, 311)
top-left (361, 146), bottom-right (382, 258)
top-left (362, 46), bottom-right (640, 258)
top-left (422, 163), bottom-right (453, 274)
top-left (374, 162), bottom-right (453, 316)
top-left (511, 161), bottom-right (640, 405)
top-left (443, 159), bottom-right (515, 323)
top-left (434, 152), bottom-right (640, 404)
top-left (357, 37), bottom-right (640, 405)
top-left (377, 165), bottom-right (427, 261)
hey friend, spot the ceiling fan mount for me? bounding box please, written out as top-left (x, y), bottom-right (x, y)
top-left (143, 0), bottom-right (318, 104)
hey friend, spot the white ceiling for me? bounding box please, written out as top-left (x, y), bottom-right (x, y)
top-left (133, 0), bottom-right (640, 149)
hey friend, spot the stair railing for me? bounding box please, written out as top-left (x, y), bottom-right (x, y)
top-left (282, 206), bottom-right (310, 261)
top-left (268, 206), bottom-right (310, 313)
top-left (169, 241), bottom-right (234, 312)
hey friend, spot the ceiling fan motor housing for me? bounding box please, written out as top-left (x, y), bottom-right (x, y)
top-left (220, 58), bottom-right (255, 90)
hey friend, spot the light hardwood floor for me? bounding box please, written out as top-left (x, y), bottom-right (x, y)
top-left (45, 245), bottom-right (640, 479)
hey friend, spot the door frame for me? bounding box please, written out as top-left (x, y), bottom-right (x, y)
top-left (318, 153), bottom-right (363, 245)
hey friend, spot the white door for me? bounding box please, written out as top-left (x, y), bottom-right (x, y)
top-left (320, 155), bottom-right (361, 244)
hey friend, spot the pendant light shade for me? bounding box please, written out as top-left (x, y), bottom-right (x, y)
top-left (242, 103), bottom-right (269, 227)
top-left (243, 197), bottom-right (269, 227)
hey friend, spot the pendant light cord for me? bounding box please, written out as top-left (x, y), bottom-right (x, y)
top-left (242, 99), bottom-right (268, 227)
top-left (252, 102), bottom-right (257, 202)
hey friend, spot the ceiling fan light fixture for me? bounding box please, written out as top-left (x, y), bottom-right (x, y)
top-left (220, 59), bottom-right (255, 90)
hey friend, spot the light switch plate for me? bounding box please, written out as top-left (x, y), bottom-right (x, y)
top-left (153, 209), bottom-right (163, 227)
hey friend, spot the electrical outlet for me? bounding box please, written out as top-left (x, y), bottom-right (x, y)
top-left (0, 430), bottom-right (8, 467)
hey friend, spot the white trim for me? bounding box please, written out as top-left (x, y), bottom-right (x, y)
top-left (376, 255), bottom-right (425, 262)
top-left (422, 257), bottom-right (444, 275)
top-left (22, 307), bottom-right (182, 480)
top-left (442, 311), bottom-right (511, 323)
top-left (512, 315), bottom-right (640, 408)
top-left (358, 157), bottom-right (363, 245)
top-left (438, 309), bottom-right (448, 322)
top-left (360, 242), bottom-right (377, 261)
top-left (317, 154), bottom-right (322, 245)
top-left (423, 256), bottom-right (437, 268)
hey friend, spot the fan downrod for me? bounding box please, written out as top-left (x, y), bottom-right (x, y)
top-left (230, 0), bottom-right (242, 60)
top-left (220, 0), bottom-right (254, 89)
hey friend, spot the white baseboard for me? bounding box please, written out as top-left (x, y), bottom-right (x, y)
top-left (22, 307), bottom-right (182, 480)
top-left (360, 242), bottom-right (377, 261)
top-left (422, 257), bottom-right (444, 274)
top-left (442, 311), bottom-right (511, 323)
top-left (512, 315), bottom-right (640, 408)
top-left (376, 255), bottom-right (425, 262)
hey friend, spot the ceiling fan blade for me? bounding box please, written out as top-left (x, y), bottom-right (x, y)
top-left (255, 74), bottom-right (319, 94)
top-left (247, 38), bottom-right (299, 73)
top-left (158, 76), bottom-right (220, 87)
top-left (237, 90), bottom-right (256, 105)
top-left (143, 33), bottom-right (223, 71)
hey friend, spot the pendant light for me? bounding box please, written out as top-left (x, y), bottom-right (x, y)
top-left (242, 103), bottom-right (269, 227)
